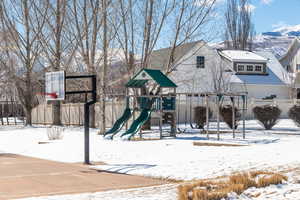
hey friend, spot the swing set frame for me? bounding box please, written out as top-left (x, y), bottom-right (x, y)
top-left (176, 92), bottom-right (248, 140)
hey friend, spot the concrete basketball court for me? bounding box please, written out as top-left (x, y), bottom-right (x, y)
top-left (0, 154), bottom-right (166, 200)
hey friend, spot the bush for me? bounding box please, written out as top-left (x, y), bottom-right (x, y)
top-left (253, 105), bottom-right (281, 130)
top-left (219, 105), bottom-right (241, 129)
top-left (288, 105), bottom-right (300, 127)
top-left (194, 106), bottom-right (213, 129)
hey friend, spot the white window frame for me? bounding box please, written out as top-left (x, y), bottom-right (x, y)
top-left (255, 65), bottom-right (263, 72)
top-left (236, 63), bottom-right (264, 74)
top-left (237, 65), bottom-right (244, 72)
top-left (246, 65), bottom-right (254, 72)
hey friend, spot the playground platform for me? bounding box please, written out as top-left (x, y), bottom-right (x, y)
top-left (0, 154), bottom-right (166, 200)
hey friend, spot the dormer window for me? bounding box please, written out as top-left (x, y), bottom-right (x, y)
top-left (255, 65), bottom-right (262, 72)
top-left (247, 65), bottom-right (253, 71)
top-left (235, 63), bottom-right (266, 74)
top-left (238, 65), bottom-right (244, 71)
top-left (196, 56), bottom-right (205, 68)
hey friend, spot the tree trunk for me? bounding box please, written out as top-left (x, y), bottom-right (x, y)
top-left (99, 0), bottom-right (107, 134)
top-left (25, 107), bottom-right (32, 126)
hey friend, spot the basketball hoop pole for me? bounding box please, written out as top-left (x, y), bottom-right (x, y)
top-left (65, 75), bottom-right (97, 165)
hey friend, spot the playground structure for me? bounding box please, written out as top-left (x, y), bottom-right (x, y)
top-left (104, 69), bottom-right (177, 140)
top-left (105, 68), bottom-right (247, 140)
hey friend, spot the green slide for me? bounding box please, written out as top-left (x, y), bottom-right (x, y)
top-left (121, 109), bottom-right (152, 140)
top-left (103, 108), bottom-right (132, 139)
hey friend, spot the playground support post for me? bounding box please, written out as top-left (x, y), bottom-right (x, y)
top-left (242, 95), bottom-right (246, 139)
top-left (232, 97), bottom-right (235, 139)
top-left (205, 95), bottom-right (209, 139)
top-left (217, 95), bottom-right (220, 140)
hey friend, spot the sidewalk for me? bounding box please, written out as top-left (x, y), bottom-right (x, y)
top-left (0, 154), bottom-right (166, 200)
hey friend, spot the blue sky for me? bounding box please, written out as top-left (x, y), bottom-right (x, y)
top-left (245, 0), bottom-right (300, 33)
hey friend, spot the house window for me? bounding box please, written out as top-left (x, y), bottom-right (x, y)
top-left (297, 64), bottom-right (300, 71)
top-left (238, 65), bottom-right (244, 71)
top-left (247, 65), bottom-right (253, 71)
top-left (196, 56), bottom-right (205, 68)
top-left (255, 65), bottom-right (262, 72)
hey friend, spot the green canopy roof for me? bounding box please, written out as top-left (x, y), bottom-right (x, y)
top-left (126, 69), bottom-right (177, 88)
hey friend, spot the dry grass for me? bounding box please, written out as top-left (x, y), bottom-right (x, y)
top-left (193, 142), bottom-right (248, 147)
top-left (249, 170), bottom-right (275, 178)
top-left (229, 173), bottom-right (256, 189)
top-left (257, 174), bottom-right (288, 188)
top-left (178, 171), bottom-right (288, 200)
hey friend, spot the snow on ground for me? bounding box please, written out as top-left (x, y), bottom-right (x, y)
top-left (18, 184), bottom-right (178, 200)
top-left (2, 119), bottom-right (300, 199)
top-left (1, 120), bottom-right (300, 180)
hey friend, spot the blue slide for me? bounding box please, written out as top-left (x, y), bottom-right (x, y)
top-left (103, 108), bottom-right (132, 139)
top-left (121, 109), bottom-right (152, 140)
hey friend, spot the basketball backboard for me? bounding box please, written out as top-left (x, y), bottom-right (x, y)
top-left (45, 71), bottom-right (65, 101)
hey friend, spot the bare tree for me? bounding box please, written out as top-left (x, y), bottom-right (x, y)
top-left (224, 0), bottom-right (255, 50)
top-left (0, 0), bottom-right (48, 125)
top-left (100, 0), bottom-right (109, 134)
top-left (39, 0), bottom-right (76, 125)
top-left (69, 0), bottom-right (103, 127)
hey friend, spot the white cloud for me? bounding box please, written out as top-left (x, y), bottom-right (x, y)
top-left (261, 0), bottom-right (273, 5)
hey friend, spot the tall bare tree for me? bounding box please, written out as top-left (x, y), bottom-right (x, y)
top-left (39, 0), bottom-right (75, 125)
top-left (224, 0), bottom-right (255, 50)
top-left (0, 0), bottom-right (48, 125)
top-left (70, 0), bottom-right (103, 127)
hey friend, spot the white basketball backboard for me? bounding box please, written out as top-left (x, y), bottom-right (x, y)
top-left (45, 71), bottom-right (65, 101)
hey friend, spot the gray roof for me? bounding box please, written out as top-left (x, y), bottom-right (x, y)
top-left (148, 41), bottom-right (204, 71)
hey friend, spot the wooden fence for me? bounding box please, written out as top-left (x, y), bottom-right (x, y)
top-left (0, 101), bottom-right (25, 125)
top-left (31, 97), bottom-right (300, 128)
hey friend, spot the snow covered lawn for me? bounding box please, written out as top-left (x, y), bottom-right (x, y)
top-left (1, 119), bottom-right (300, 199)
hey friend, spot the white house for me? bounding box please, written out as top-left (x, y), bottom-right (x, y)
top-left (279, 38), bottom-right (300, 98)
top-left (220, 50), bottom-right (291, 99)
top-left (280, 38), bottom-right (300, 73)
top-left (148, 41), bottom-right (291, 99)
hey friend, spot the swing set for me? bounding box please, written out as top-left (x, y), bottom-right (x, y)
top-left (176, 92), bottom-right (247, 140)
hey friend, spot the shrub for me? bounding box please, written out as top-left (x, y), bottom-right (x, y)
top-left (288, 105), bottom-right (300, 127)
top-left (253, 105), bottom-right (281, 130)
top-left (219, 105), bottom-right (241, 129)
top-left (47, 126), bottom-right (65, 140)
top-left (194, 106), bottom-right (213, 129)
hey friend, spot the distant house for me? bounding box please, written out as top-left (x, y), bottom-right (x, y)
top-left (149, 41), bottom-right (229, 93)
top-left (220, 50), bottom-right (291, 99)
top-left (148, 41), bottom-right (291, 99)
top-left (280, 38), bottom-right (300, 73)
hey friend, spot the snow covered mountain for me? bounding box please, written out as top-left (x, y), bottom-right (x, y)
top-left (215, 25), bottom-right (300, 58)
